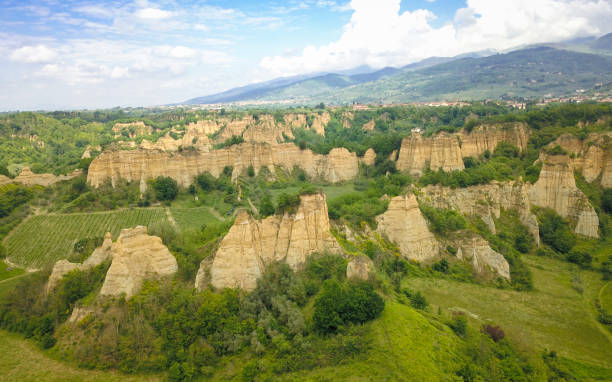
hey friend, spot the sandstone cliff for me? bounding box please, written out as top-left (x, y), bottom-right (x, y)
top-left (547, 133), bottom-right (612, 187)
top-left (87, 143), bottom-right (359, 188)
top-left (455, 231), bottom-right (510, 279)
top-left (47, 233), bottom-right (113, 293)
top-left (196, 192), bottom-right (341, 291)
top-left (396, 123), bottom-right (529, 176)
top-left (0, 175), bottom-right (12, 186)
top-left (376, 194), bottom-right (439, 262)
top-left (346, 255), bottom-right (374, 280)
top-left (361, 148), bottom-right (376, 167)
top-left (529, 154), bottom-right (599, 237)
top-left (14, 166), bottom-right (82, 187)
top-left (423, 181), bottom-right (540, 245)
top-left (100, 226), bottom-right (177, 297)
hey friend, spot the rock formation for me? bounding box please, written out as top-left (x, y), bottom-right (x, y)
top-left (546, 133), bottom-right (612, 187)
top-left (87, 143), bottom-right (359, 188)
top-left (0, 175), bottom-right (12, 186)
top-left (47, 233), bottom-right (113, 293)
top-left (361, 148), bottom-right (376, 167)
top-left (423, 181), bottom-right (540, 245)
top-left (100, 226), bottom-right (177, 297)
top-left (376, 194), bottom-right (439, 262)
top-left (529, 154), bottom-right (599, 237)
top-left (396, 123), bottom-right (529, 176)
top-left (346, 255), bottom-right (374, 280)
top-left (14, 166), bottom-right (82, 187)
top-left (455, 231), bottom-right (510, 279)
top-left (362, 119), bottom-right (375, 131)
top-left (196, 192), bottom-right (341, 291)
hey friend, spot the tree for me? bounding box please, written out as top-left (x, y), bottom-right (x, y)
top-left (602, 189), bottom-right (612, 214)
top-left (153, 176), bottom-right (178, 201)
top-left (259, 194), bottom-right (275, 218)
top-left (538, 209), bottom-right (575, 253)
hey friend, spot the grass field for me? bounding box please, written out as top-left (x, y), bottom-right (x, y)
top-left (405, 255), bottom-right (612, 369)
top-left (3, 209), bottom-right (168, 269)
top-left (169, 207), bottom-right (222, 231)
top-left (0, 330), bottom-right (160, 382)
top-left (0, 261), bottom-right (25, 282)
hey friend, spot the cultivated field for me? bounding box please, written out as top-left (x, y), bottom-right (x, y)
top-left (169, 207), bottom-right (222, 232)
top-left (3, 209), bottom-right (168, 269)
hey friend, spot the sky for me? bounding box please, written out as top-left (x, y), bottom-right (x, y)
top-left (1, 0), bottom-right (611, 110)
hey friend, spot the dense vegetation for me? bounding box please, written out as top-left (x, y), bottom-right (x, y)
top-left (0, 103), bottom-right (610, 380)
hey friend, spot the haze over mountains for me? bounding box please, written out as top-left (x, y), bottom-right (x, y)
top-left (184, 34), bottom-right (612, 106)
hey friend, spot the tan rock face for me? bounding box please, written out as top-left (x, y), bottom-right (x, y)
top-left (0, 175), bottom-right (12, 186)
top-left (396, 123), bottom-right (529, 176)
top-left (423, 181), bottom-right (540, 245)
top-left (100, 226), bottom-right (177, 297)
top-left (376, 194), bottom-right (439, 262)
top-left (14, 166), bottom-right (82, 187)
top-left (197, 192), bottom-right (341, 291)
top-left (87, 142), bottom-right (359, 188)
top-left (346, 255), bottom-right (374, 280)
top-left (455, 232), bottom-right (510, 279)
top-left (547, 133), bottom-right (612, 187)
top-left (397, 133), bottom-right (464, 176)
top-left (529, 154), bottom-right (599, 238)
top-left (362, 119), bottom-right (375, 131)
top-left (47, 233), bottom-right (113, 293)
top-left (361, 148), bottom-right (376, 167)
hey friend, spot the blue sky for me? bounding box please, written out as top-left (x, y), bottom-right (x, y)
top-left (1, 0), bottom-right (611, 110)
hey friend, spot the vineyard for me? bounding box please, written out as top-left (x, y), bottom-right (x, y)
top-left (3, 209), bottom-right (168, 269)
top-left (170, 207), bottom-right (222, 232)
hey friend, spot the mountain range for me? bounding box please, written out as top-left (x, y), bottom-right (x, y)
top-left (184, 33), bottom-right (612, 105)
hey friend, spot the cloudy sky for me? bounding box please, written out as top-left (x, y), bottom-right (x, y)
top-left (1, 0), bottom-right (611, 110)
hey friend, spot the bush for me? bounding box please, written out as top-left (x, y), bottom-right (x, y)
top-left (419, 204), bottom-right (467, 236)
top-left (482, 324), bottom-right (505, 342)
top-left (449, 314), bottom-right (467, 336)
top-left (432, 259), bottom-right (449, 273)
top-left (537, 209), bottom-right (576, 253)
top-left (402, 289), bottom-right (428, 310)
top-left (276, 192), bottom-right (301, 215)
top-left (152, 176), bottom-right (178, 201)
top-left (602, 188), bottom-right (612, 214)
top-left (259, 194), bottom-right (275, 218)
top-left (313, 279), bottom-right (384, 334)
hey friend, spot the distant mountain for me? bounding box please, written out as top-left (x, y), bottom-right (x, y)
top-left (183, 55), bottom-right (456, 105)
top-left (318, 47), bottom-right (612, 104)
top-left (183, 46), bottom-right (612, 105)
top-left (592, 33), bottom-right (612, 51)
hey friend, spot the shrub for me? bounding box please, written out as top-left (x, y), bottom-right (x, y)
top-left (449, 314), bottom-right (467, 336)
top-left (276, 192), bottom-right (301, 214)
top-left (152, 176), bottom-right (178, 201)
top-left (419, 204), bottom-right (467, 236)
top-left (602, 188), bottom-right (612, 214)
top-left (247, 165), bottom-right (255, 177)
top-left (537, 209), bottom-right (576, 253)
top-left (482, 324), bottom-right (505, 342)
top-left (402, 289), bottom-right (428, 310)
top-left (259, 194), bottom-right (275, 218)
top-left (313, 279), bottom-right (384, 334)
top-left (432, 259), bottom-right (450, 273)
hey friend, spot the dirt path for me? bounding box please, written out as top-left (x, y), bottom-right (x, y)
top-left (247, 198), bottom-right (258, 215)
top-left (165, 208), bottom-right (177, 228)
top-left (207, 207), bottom-right (226, 221)
top-left (0, 272), bottom-right (28, 285)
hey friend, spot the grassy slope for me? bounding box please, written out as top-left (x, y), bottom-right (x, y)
top-left (0, 330), bottom-right (160, 382)
top-left (169, 207), bottom-right (222, 231)
top-left (406, 255), bottom-right (612, 369)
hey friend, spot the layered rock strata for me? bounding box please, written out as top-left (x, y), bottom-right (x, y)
top-left (196, 192), bottom-right (341, 291)
top-left (376, 194), bottom-right (439, 262)
top-left (455, 232), bottom-right (510, 279)
top-left (529, 154), bottom-right (599, 237)
top-left (100, 226), bottom-right (177, 297)
top-left (14, 166), bottom-right (82, 187)
top-left (423, 181), bottom-right (540, 245)
top-left (87, 143), bottom-right (359, 188)
top-left (546, 133), bottom-right (612, 187)
top-left (396, 123), bottom-right (529, 176)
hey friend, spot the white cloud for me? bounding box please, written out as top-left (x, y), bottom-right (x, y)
top-left (10, 45), bottom-right (57, 63)
top-left (260, 0), bottom-right (612, 77)
top-left (134, 7), bottom-right (175, 20)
